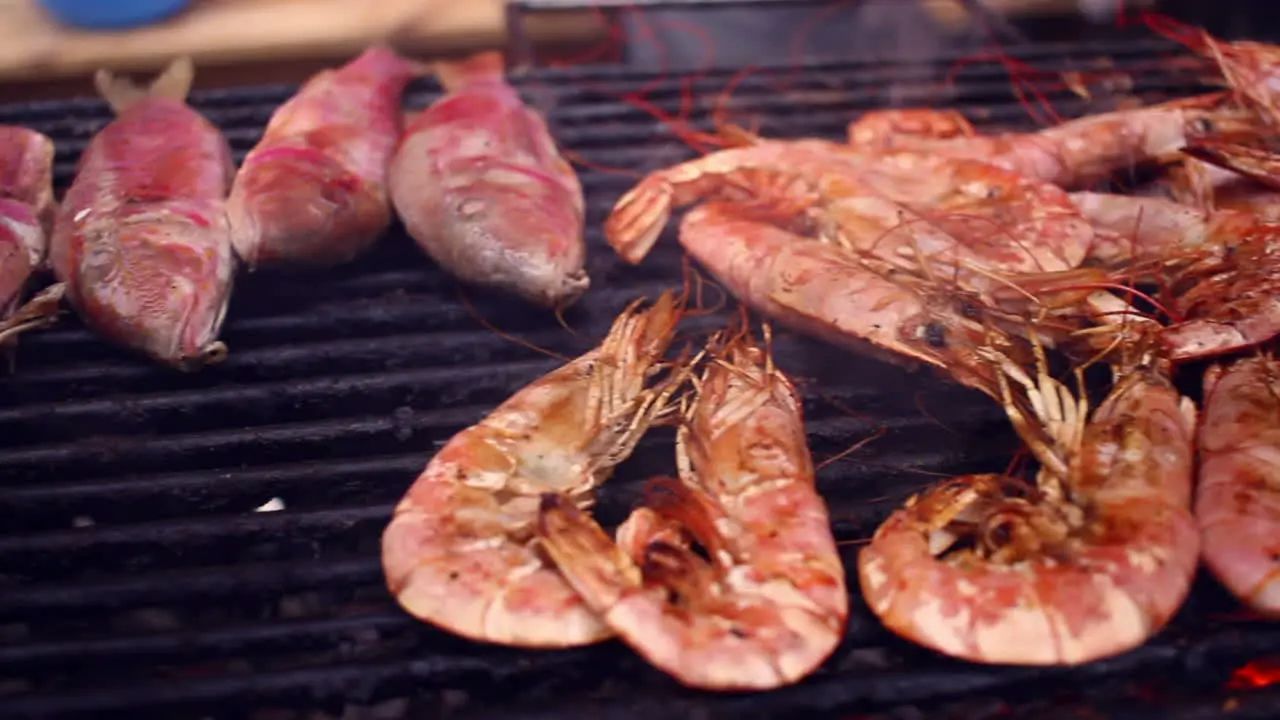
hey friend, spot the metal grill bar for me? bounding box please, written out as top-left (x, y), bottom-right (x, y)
top-left (0, 36), bottom-right (1273, 719)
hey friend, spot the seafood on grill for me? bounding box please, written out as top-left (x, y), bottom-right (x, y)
top-left (381, 291), bottom-right (692, 647)
top-left (1143, 223), bottom-right (1280, 362)
top-left (603, 137), bottom-right (1131, 393)
top-left (845, 93), bottom-right (1256, 190)
top-left (613, 193), bottom-right (1013, 395)
top-left (538, 324), bottom-right (847, 691)
top-left (49, 57), bottom-right (236, 370)
top-left (858, 340), bottom-right (1200, 665)
top-left (1198, 353), bottom-right (1280, 617)
top-left (1197, 354), bottom-right (1280, 618)
top-left (389, 51), bottom-right (589, 310)
top-left (605, 137), bottom-right (1096, 288)
top-left (227, 46), bottom-right (420, 269)
top-left (0, 125), bottom-right (62, 345)
top-left (1068, 191), bottom-right (1262, 266)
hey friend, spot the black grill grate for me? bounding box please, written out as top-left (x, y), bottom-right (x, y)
top-left (1, 36), bottom-right (1278, 719)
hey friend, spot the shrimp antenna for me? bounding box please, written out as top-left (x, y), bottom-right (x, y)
top-left (679, 256), bottom-right (729, 319)
top-left (816, 425), bottom-right (887, 472)
top-left (552, 299), bottom-right (580, 337)
top-left (455, 285), bottom-right (571, 363)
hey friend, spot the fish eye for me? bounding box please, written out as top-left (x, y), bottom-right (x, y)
top-left (924, 321), bottom-right (947, 348)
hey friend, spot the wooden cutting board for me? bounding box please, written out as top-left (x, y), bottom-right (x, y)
top-left (0, 0), bottom-right (518, 83)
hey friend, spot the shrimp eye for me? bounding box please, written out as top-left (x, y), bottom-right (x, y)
top-left (1193, 117), bottom-right (1215, 134)
top-left (923, 321), bottom-right (947, 348)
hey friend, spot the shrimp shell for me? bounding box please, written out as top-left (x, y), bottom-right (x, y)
top-left (859, 350), bottom-right (1200, 665)
top-left (381, 291), bottom-right (690, 647)
top-left (538, 327), bottom-right (847, 690)
top-left (1197, 355), bottom-right (1280, 617)
top-left (846, 93), bottom-right (1256, 189)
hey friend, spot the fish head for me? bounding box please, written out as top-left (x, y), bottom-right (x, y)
top-left (443, 177), bottom-right (589, 310)
top-left (74, 207), bottom-right (234, 370)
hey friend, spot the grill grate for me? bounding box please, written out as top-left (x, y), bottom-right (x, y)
top-left (1, 36), bottom-right (1278, 719)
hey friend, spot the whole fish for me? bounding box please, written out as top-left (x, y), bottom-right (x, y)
top-left (0, 125), bottom-right (62, 345)
top-left (227, 46), bottom-right (418, 268)
top-left (49, 57), bottom-right (236, 370)
top-left (389, 51), bottom-right (589, 309)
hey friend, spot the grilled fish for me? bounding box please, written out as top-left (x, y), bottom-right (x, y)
top-left (227, 46), bottom-right (419, 268)
top-left (49, 57), bottom-right (236, 370)
top-left (389, 51), bottom-right (588, 309)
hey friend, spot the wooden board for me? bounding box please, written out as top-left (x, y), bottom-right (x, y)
top-left (0, 0), bottom-right (518, 83)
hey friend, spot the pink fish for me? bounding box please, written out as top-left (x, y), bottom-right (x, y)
top-left (227, 46), bottom-right (419, 268)
top-left (49, 57), bottom-right (236, 370)
top-left (389, 51), bottom-right (589, 309)
top-left (0, 125), bottom-right (60, 344)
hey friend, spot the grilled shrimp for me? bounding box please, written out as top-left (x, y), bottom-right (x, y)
top-left (846, 93), bottom-right (1255, 189)
top-left (49, 57), bottom-right (236, 370)
top-left (648, 197), bottom-right (1015, 393)
top-left (381, 292), bottom-right (692, 647)
top-left (1157, 225), bottom-right (1280, 361)
top-left (1068, 191), bottom-right (1261, 266)
top-left (859, 342), bottom-right (1200, 665)
top-left (538, 325), bottom-right (847, 690)
top-left (605, 138), bottom-right (1093, 290)
top-left (1197, 355), bottom-right (1280, 618)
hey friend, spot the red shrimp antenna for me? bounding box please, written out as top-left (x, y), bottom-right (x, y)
top-left (454, 285), bottom-right (572, 363)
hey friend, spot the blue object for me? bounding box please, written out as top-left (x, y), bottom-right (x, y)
top-left (36, 0), bottom-right (193, 31)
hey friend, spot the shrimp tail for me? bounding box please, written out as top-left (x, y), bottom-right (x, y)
top-left (537, 493), bottom-right (643, 607)
top-left (433, 51), bottom-right (505, 93)
top-left (94, 56), bottom-right (195, 114)
top-left (642, 477), bottom-right (730, 559)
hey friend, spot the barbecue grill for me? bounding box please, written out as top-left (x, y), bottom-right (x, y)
top-left (2, 3), bottom-right (1280, 718)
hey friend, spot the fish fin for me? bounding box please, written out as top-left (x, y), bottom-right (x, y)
top-left (350, 43), bottom-right (433, 78)
top-left (94, 56), bottom-right (195, 114)
top-left (433, 51), bottom-right (505, 93)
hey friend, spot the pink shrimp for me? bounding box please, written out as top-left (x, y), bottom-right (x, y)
top-left (1197, 354), bottom-right (1280, 618)
top-left (859, 342), bottom-right (1200, 665)
top-left (846, 93), bottom-right (1255, 189)
top-left (381, 292), bottom-right (692, 647)
top-left (0, 125), bottom-right (62, 345)
top-left (538, 325), bottom-right (847, 690)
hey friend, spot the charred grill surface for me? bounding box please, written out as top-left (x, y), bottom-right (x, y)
top-left (0, 37), bottom-right (1277, 719)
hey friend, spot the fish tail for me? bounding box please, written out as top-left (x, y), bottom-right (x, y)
top-left (94, 56), bottom-right (195, 115)
top-left (433, 51), bottom-right (505, 93)
top-left (352, 44), bottom-right (433, 79)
